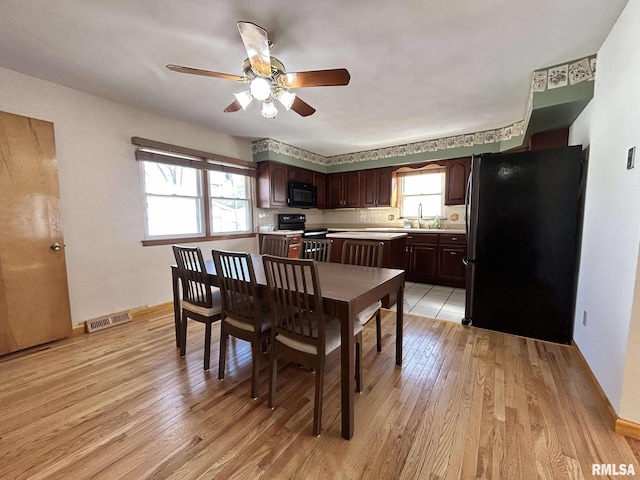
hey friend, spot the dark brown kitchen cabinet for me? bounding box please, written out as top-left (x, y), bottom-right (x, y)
top-left (445, 157), bottom-right (471, 205)
top-left (528, 128), bottom-right (569, 151)
top-left (360, 167), bottom-right (394, 207)
top-left (257, 160), bottom-right (327, 209)
top-left (257, 161), bottom-right (288, 208)
top-left (328, 171), bottom-right (360, 208)
top-left (405, 233), bottom-right (439, 283)
top-left (288, 165), bottom-right (314, 184)
top-left (313, 172), bottom-right (326, 209)
top-left (405, 232), bottom-right (467, 287)
top-left (437, 234), bottom-right (467, 287)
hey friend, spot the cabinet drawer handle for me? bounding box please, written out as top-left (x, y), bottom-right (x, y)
top-left (450, 252), bottom-right (457, 255)
top-left (451, 237), bottom-right (458, 241)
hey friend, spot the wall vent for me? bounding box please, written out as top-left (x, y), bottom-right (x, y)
top-left (85, 310), bottom-right (132, 333)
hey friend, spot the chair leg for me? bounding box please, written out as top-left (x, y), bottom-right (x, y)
top-left (250, 341), bottom-right (260, 399)
top-left (269, 347), bottom-right (277, 409)
top-left (375, 310), bottom-right (382, 352)
top-left (218, 323), bottom-right (227, 380)
top-left (180, 312), bottom-right (188, 357)
top-left (355, 332), bottom-right (362, 393)
top-left (204, 321), bottom-right (212, 371)
top-left (313, 359), bottom-right (325, 436)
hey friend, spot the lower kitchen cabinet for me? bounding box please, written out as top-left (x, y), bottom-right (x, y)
top-left (405, 234), bottom-right (439, 283)
top-left (438, 246), bottom-right (466, 282)
top-left (405, 232), bottom-right (467, 287)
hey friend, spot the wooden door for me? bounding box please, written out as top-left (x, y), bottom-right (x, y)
top-left (0, 111), bottom-right (72, 355)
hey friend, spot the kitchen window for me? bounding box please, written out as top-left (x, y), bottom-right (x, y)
top-left (133, 137), bottom-right (256, 245)
top-left (398, 166), bottom-right (445, 218)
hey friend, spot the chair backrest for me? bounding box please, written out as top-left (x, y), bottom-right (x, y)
top-left (212, 250), bottom-right (261, 325)
top-left (341, 240), bottom-right (384, 267)
top-left (173, 245), bottom-right (213, 308)
top-left (299, 239), bottom-right (332, 262)
top-left (262, 255), bottom-right (326, 354)
top-left (261, 236), bottom-right (290, 257)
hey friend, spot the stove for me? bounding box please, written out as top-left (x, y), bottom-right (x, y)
top-left (277, 214), bottom-right (328, 239)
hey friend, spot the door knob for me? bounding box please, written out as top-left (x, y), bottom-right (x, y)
top-left (50, 243), bottom-right (62, 251)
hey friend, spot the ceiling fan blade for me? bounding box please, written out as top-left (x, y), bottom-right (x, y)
top-left (223, 100), bottom-right (243, 113)
top-left (166, 64), bottom-right (244, 82)
top-left (237, 21), bottom-right (271, 77)
top-left (290, 96), bottom-right (316, 117)
top-left (281, 69), bottom-right (351, 88)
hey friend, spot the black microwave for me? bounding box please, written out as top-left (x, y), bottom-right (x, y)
top-left (288, 181), bottom-right (317, 208)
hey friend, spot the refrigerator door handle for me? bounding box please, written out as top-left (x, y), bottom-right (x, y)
top-left (465, 157), bottom-right (474, 239)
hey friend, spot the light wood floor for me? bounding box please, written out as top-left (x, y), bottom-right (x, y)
top-left (1, 309), bottom-right (638, 480)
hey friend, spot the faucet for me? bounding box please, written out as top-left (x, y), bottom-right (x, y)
top-left (418, 203), bottom-right (422, 221)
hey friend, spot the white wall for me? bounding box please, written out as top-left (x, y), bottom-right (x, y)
top-left (0, 67), bottom-right (257, 325)
top-left (569, 0), bottom-right (640, 422)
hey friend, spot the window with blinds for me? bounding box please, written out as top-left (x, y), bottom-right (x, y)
top-left (132, 137), bottom-right (256, 244)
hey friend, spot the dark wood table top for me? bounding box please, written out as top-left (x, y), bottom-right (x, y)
top-left (199, 254), bottom-right (404, 313)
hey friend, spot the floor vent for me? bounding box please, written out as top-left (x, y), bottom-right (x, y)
top-left (85, 310), bottom-right (132, 333)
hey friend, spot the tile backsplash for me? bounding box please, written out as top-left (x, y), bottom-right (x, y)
top-left (257, 205), bottom-right (466, 230)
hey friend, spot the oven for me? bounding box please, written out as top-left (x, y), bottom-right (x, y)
top-left (277, 214), bottom-right (328, 240)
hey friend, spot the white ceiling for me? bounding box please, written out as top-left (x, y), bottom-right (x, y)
top-left (0, 0), bottom-right (628, 157)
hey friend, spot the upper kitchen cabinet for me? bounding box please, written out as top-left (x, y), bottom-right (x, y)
top-left (360, 167), bottom-right (394, 207)
top-left (528, 128), bottom-right (569, 151)
top-left (328, 171), bottom-right (361, 208)
top-left (313, 172), bottom-right (326, 209)
top-left (444, 157), bottom-right (471, 205)
top-left (288, 165), bottom-right (314, 184)
top-left (257, 161), bottom-right (288, 208)
top-left (257, 160), bottom-right (327, 208)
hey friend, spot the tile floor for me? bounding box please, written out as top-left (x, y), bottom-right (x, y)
top-left (390, 282), bottom-right (466, 323)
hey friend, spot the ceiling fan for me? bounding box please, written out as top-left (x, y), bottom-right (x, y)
top-left (166, 21), bottom-right (351, 118)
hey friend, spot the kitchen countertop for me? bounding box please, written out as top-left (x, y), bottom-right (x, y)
top-left (326, 231), bottom-right (408, 240)
top-left (257, 230), bottom-right (303, 235)
top-left (327, 227), bottom-right (466, 235)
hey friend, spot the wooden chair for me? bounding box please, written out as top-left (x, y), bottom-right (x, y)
top-left (262, 255), bottom-right (363, 436)
top-left (172, 245), bottom-right (222, 370)
top-left (212, 249), bottom-right (272, 399)
top-left (341, 240), bottom-right (385, 353)
top-left (299, 238), bottom-right (332, 262)
top-left (261, 236), bottom-right (289, 257)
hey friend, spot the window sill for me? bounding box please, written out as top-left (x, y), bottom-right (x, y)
top-left (142, 232), bottom-right (256, 247)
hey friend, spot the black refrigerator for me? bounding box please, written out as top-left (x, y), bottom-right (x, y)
top-left (462, 146), bottom-right (586, 344)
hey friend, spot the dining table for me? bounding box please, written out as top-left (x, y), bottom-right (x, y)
top-left (171, 253), bottom-right (405, 440)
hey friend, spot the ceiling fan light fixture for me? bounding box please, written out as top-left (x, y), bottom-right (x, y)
top-left (233, 90), bottom-right (253, 110)
top-left (250, 77), bottom-right (272, 101)
top-left (261, 100), bottom-right (278, 119)
top-left (276, 90), bottom-right (296, 110)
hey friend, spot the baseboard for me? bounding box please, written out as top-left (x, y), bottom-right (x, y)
top-left (131, 301), bottom-right (173, 319)
top-left (616, 418), bottom-right (640, 440)
top-left (572, 341), bottom-right (618, 428)
top-left (72, 324), bottom-right (85, 336)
